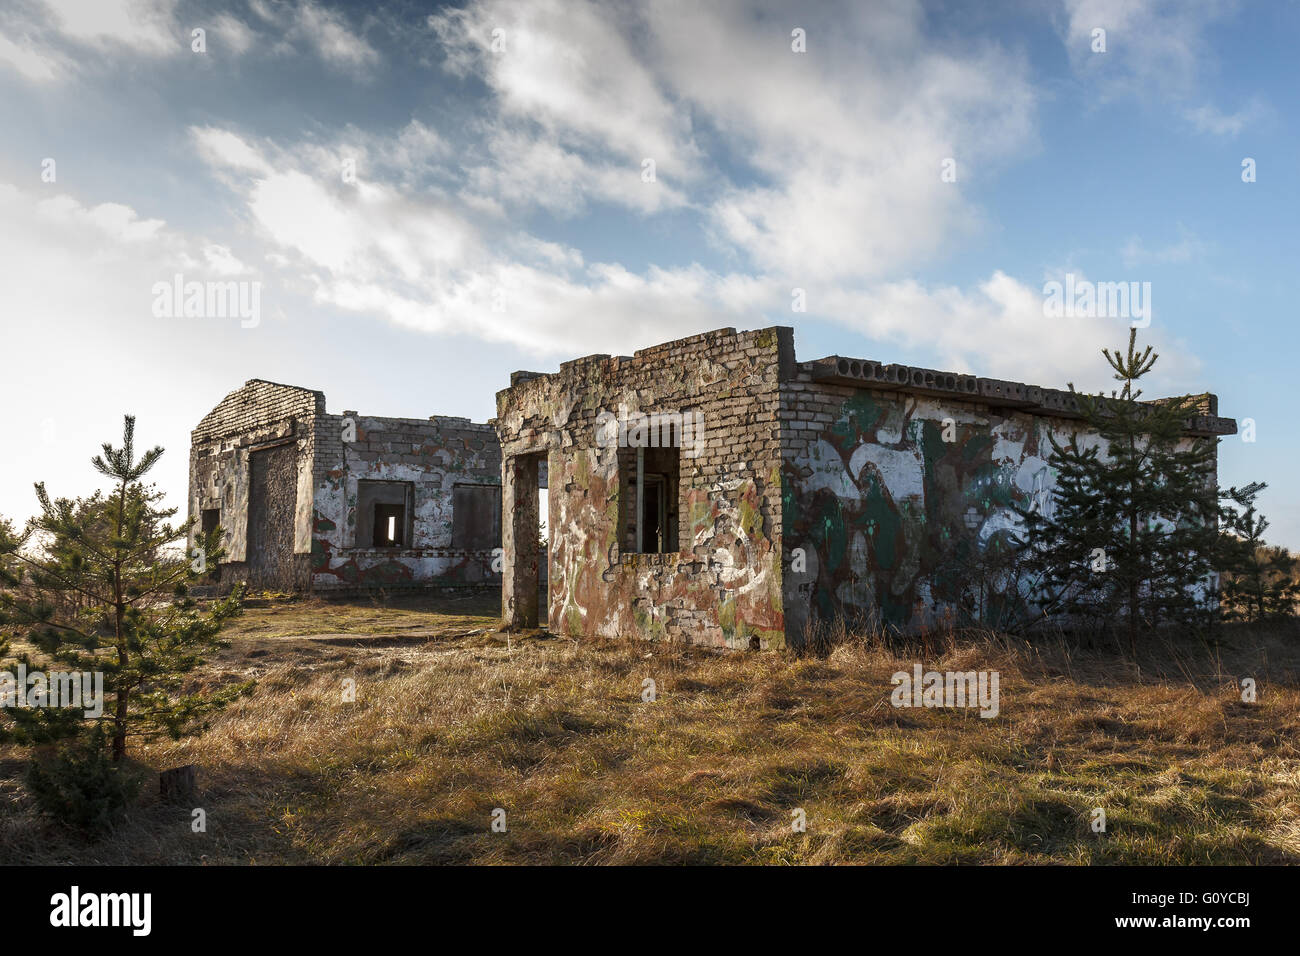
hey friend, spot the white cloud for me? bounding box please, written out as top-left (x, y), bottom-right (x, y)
top-left (181, 2), bottom-right (1203, 388)
top-left (1059, 0), bottom-right (1236, 99)
top-left (1184, 99), bottom-right (1265, 136)
top-left (0, 180), bottom-right (266, 527)
top-left (38, 0), bottom-right (178, 54)
top-left (0, 0), bottom-right (376, 82)
top-left (465, 127), bottom-right (691, 216)
top-left (0, 0), bottom-right (179, 85)
top-left (210, 13), bottom-right (254, 56)
top-left (0, 29), bottom-right (61, 81)
top-left (646, 1), bottom-right (1035, 281)
top-left (190, 122), bottom-right (1201, 391)
top-left (818, 270), bottom-right (1199, 391)
top-left (189, 126), bottom-right (274, 176)
top-left (430, 0), bottom-right (703, 179)
top-left (431, 0), bottom-right (1034, 284)
top-left (33, 192), bottom-right (166, 242)
top-left (292, 1), bottom-right (377, 72)
top-left (1121, 228), bottom-right (1206, 268)
top-left (203, 243), bottom-right (247, 275)
top-left (247, 169), bottom-right (479, 286)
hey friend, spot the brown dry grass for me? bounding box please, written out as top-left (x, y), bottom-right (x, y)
top-left (2, 594), bottom-right (1298, 865)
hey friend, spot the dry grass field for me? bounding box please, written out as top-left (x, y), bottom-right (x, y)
top-left (2, 592), bottom-right (1298, 865)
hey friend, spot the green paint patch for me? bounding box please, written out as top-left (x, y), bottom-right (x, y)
top-left (808, 494), bottom-right (847, 574)
top-left (718, 592), bottom-right (737, 636)
top-left (633, 605), bottom-right (668, 642)
top-left (963, 435), bottom-right (993, 464)
top-left (830, 392), bottom-right (882, 446)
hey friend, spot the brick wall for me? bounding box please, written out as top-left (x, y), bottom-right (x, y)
top-left (311, 412), bottom-right (502, 590)
top-left (495, 327), bottom-right (792, 649)
top-left (190, 381), bottom-right (501, 593)
top-left (779, 366), bottom-right (1229, 644)
top-left (188, 380), bottom-right (323, 591)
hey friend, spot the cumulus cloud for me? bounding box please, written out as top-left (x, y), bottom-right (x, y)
top-left (463, 127), bottom-right (691, 216)
top-left (190, 126), bottom-right (274, 176)
top-left (33, 192), bottom-right (166, 243)
top-left (1058, 0), bottom-right (1239, 101)
top-left (187, 118), bottom-right (1199, 390)
top-left (291, 0), bottom-right (378, 71)
top-left (430, 0), bottom-right (702, 179)
top-left (210, 12), bottom-right (254, 56)
top-left (0, 29), bottom-right (61, 81)
top-left (177, 0), bottom-right (1202, 387)
top-left (0, 0), bottom-right (179, 81)
top-left (190, 125), bottom-right (734, 354)
top-left (818, 270), bottom-right (1200, 392)
top-left (0, 0), bottom-right (376, 82)
top-left (647, 0), bottom-right (1036, 281)
top-left (37, 0), bottom-right (179, 55)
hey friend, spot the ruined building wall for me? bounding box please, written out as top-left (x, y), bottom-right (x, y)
top-left (189, 380), bottom-right (322, 591)
top-left (779, 368), bottom-right (1231, 642)
top-left (310, 412), bottom-right (502, 590)
top-left (191, 383), bottom-right (502, 594)
top-left (495, 327), bottom-right (793, 649)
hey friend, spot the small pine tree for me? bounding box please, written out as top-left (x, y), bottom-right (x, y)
top-left (1219, 483), bottom-right (1300, 622)
top-left (24, 724), bottom-right (141, 833)
top-left (1016, 329), bottom-right (1222, 652)
top-left (0, 415), bottom-right (248, 761)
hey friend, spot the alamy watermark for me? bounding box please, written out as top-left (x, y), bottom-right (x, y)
top-left (50, 886), bottom-right (150, 936)
top-left (151, 273), bottom-right (261, 328)
top-left (1043, 273), bottom-right (1151, 328)
top-left (890, 664), bottom-right (1000, 718)
top-left (0, 664), bottom-right (103, 718)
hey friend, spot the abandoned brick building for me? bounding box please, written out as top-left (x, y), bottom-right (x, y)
top-left (188, 380), bottom-right (501, 593)
top-left (190, 329), bottom-right (1234, 648)
top-left (494, 326), bottom-right (1236, 650)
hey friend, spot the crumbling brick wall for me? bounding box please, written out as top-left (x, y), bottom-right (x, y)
top-left (496, 326), bottom-right (1234, 650)
top-left (779, 360), bottom-right (1235, 645)
top-left (189, 380), bottom-right (322, 591)
top-left (311, 413), bottom-right (502, 589)
top-left (494, 327), bottom-right (792, 649)
top-left (190, 382), bottom-right (502, 594)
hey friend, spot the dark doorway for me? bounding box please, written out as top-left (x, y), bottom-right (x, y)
top-left (503, 452), bottom-right (547, 629)
top-left (247, 443), bottom-right (297, 591)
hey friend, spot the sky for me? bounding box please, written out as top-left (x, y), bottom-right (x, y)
top-left (0, 0), bottom-right (1296, 546)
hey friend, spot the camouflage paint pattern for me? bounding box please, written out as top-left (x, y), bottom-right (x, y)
top-left (781, 384), bottom-right (1106, 636)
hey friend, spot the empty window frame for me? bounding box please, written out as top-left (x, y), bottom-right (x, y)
top-left (620, 445), bottom-right (679, 554)
top-left (356, 480), bottom-right (414, 549)
top-left (451, 483), bottom-right (502, 550)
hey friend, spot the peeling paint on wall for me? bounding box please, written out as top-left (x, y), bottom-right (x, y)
top-left (189, 380), bottom-right (501, 593)
top-left (496, 328), bottom-right (791, 649)
top-left (499, 327), bottom-right (1232, 649)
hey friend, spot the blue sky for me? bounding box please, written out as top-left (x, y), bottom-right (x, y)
top-left (0, 0), bottom-right (1296, 546)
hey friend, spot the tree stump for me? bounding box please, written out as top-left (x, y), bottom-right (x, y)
top-left (160, 764), bottom-right (198, 804)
